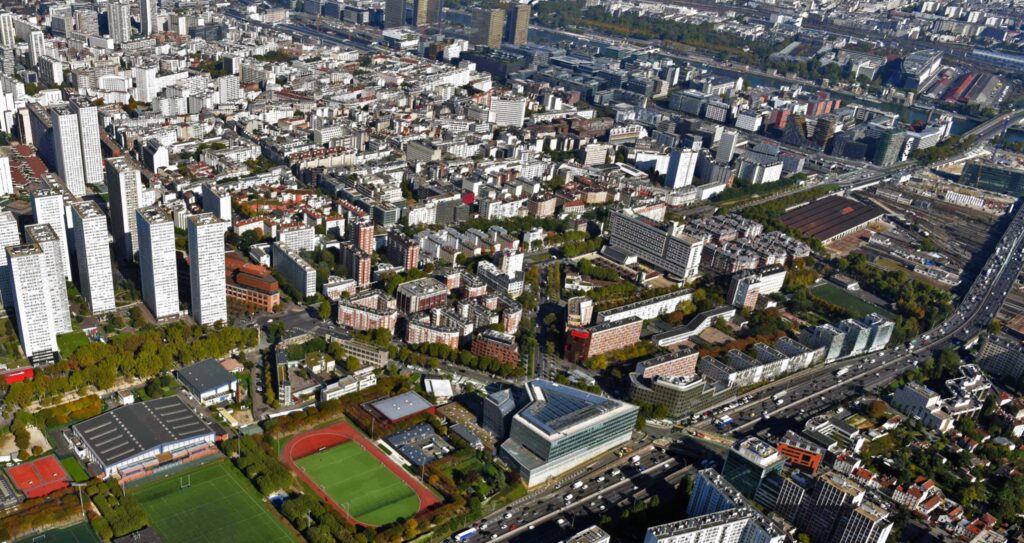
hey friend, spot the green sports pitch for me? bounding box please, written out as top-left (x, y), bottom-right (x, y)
top-left (130, 461), bottom-right (296, 543)
top-left (16, 522), bottom-right (100, 543)
top-left (295, 441), bottom-right (420, 526)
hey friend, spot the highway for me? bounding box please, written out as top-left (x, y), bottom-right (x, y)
top-left (460, 446), bottom-right (679, 543)
top-left (699, 197), bottom-right (1024, 437)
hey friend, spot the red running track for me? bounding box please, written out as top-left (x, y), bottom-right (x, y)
top-left (280, 420), bottom-right (441, 526)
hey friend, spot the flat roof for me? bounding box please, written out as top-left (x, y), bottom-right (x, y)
top-left (369, 390), bottom-right (433, 422)
top-left (73, 395), bottom-right (216, 468)
top-left (780, 196), bottom-right (884, 242)
top-left (519, 380), bottom-right (628, 435)
top-left (177, 358), bottom-right (238, 394)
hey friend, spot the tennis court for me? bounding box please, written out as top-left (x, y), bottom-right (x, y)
top-left (295, 441), bottom-right (420, 526)
top-left (16, 522), bottom-right (99, 543)
top-left (131, 461), bottom-right (296, 543)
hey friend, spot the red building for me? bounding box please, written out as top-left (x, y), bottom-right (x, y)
top-left (225, 252), bottom-right (281, 312)
top-left (563, 317), bottom-right (643, 364)
top-left (471, 330), bottom-right (519, 366)
top-left (0, 367), bottom-right (34, 384)
top-left (777, 431), bottom-right (825, 474)
top-left (396, 277), bottom-right (448, 314)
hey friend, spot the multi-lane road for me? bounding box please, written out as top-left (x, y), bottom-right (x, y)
top-left (696, 198), bottom-right (1024, 437)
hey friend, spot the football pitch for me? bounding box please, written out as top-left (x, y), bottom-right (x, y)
top-left (131, 461), bottom-right (296, 543)
top-left (16, 522), bottom-right (99, 543)
top-left (295, 441), bottom-right (420, 526)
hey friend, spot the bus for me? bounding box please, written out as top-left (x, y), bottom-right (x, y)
top-left (772, 390), bottom-right (787, 401)
top-left (455, 528), bottom-right (478, 542)
top-left (834, 367), bottom-right (850, 378)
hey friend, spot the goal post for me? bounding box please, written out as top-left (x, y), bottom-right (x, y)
top-left (180, 475), bottom-right (191, 489)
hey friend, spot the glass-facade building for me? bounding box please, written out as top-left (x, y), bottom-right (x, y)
top-left (960, 161), bottom-right (1024, 196)
top-left (499, 380), bottom-right (639, 487)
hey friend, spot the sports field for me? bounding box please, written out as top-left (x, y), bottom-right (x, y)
top-left (15, 522), bottom-right (99, 543)
top-left (810, 283), bottom-right (895, 319)
top-left (130, 462), bottom-right (296, 543)
top-left (295, 441), bottom-right (420, 526)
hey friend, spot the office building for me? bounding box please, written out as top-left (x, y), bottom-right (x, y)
top-left (471, 8), bottom-right (505, 48)
top-left (31, 189), bottom-right (72, 280)
top-left (137, 207), bottom-right (179, 320)
top-left (717, 129), bottom-right (739, 163)
top-left (0, 211), bottom-right (19, 311)
top-left (721, 437), bottom-right (786, 506)
top-left (872, 129), bottom-right (906, 167)
top-left (644, 469), bottom-right (786, 543)
top-left (412, 0), bottom-right (440, 26)
top-left (978, 334), bottom-right (1024, 380)
top-left (564, 317), bottom-right (643, 364)
top-left (25, 225), bottom-right (72, 335)
top-left (51, 106), bottom-right (86, 196)
top-left (482, 387), bottom-right (520, 440)
top-left (140, 0), bottom-right (158, 35)
top-left (187, 213), bottom-right (228, 325)
top-left (108, 2), bottom-right (132, 44)
top-left (727, 267), bottom-right (787, 309)
top-left (499, 380), bottom-right (639, 487)
top-left (608, 208), bottom-right (703, 280)
top-left (799, 473), bottom-right (865, 543)
top-left (106, 157), bottom-right (143, 260)
top-left (384, 0), bottom-right (405, 28)
top-left (71, 202), bottom-right (116, 314)
top-left (69, 98), bottom-right (102, 189)
top-left (666, 148), bottom-right (699, 189)
top-left (7, 244), bottom-right (58, 364)
top-left (490, 96), bottom-right (527, 129)
top-left (776, 431), bottom-right (825, 474)
top-left (834, 501), bottom-right (893, 543)
top-left (504, 3), bottom-right (529, 45)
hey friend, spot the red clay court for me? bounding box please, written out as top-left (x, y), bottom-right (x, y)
top-left (280, 420), bottom-right (440, 526)
top-left (6, 455), bottom-right (70, 499)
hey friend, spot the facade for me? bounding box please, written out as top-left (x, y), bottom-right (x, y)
top-left (336, 290), bottom-right (399, 332)
top-left (7, 244), bottom-right (58, 364)
top-left (567, 296), bottom-right (594, 327)
top-left (277, 224), bottom-right (316, 253)
top-left (504, 3), bottom-right (529, 45)
top-left (106, 157), bottom-right (143, 260)
top-left (727, 267), bottom-right (787, 309)
top-left (471, 8), bottom-right (505, 48)
top-left (0, 211), bottom-right (19, 311)
top-left (628, 373), bottom-right (735, 419)
top-left (482, 387), bottom-right (519, 440)
top-left (272, 242), bottom-right (316, 299)
top-left (387, 229), bottom-right (421, 270)
top-left (31, 190), bottom-right (72, 280)
top-left (140, 0), bottom-right (158, 35)
top-left (499, 380), bottom-right (639, 487)
top-left (960, 161), bottom-right (1024, 197)
top-left (202, 184), bottom-right (231, 222)
top-left (721, 437), bottom-right (786, 505)
top-left (25, 225), bottom-right (72, 335)
top-left (51, 106), bottom-right (86, 196)
top-left (471, 329), bottom-right (520, 365)
top-left (137, 207), bottom-right (179, 320)
top-left (108, 2), bottom-right (131, 43)
top-left (188, 213), bottom-right (228, 325)
top-left (225, 252), bottom-right (280, 312)
top-left (69, 98), bottom-right (102, 189)
top-left (405, 317), bottom-right (460, 348)
top-left (564, 317), bottom-right (643, 363)
top-left (594, 289), bottom-right (693, 324)
top-left (608, 208), bottom-right (703, 281)
top-left (71, 201), bottom-right (116, 314)
top-left (977, 334), bottom-right (1024, 380)
top-left (666, 148), bottom-right (699, 189)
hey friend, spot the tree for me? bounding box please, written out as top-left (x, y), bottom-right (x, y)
top-left (345, 356), bottom-right (360, 372)
top-left (867, 399), bottom-right (888, 419)
top-left (318, 301), bottom-right (332, 320)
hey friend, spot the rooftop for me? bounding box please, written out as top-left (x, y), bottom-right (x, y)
top-left (519, 380), bottom-right (630, 435)
top-left (177, 358), bottom-right (238, 394)
top-left (369, 391), bottom-right (434, 422)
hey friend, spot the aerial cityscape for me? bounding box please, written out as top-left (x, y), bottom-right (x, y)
top-left (1, 0), bottom-right (1024, 542)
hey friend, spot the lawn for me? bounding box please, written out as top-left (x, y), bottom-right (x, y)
top-left (60, 456), bottom-right (90, 483)
top-left (809, 283), bottom-right (894, 319)
top-left (56, 332), bottom-right (90, 356)
top-left (295, 441), bottom-right (419, 526)
top-left (131, 461), bottom-right (296, 543)
top-left (15, 522), bottom-right (99, 543)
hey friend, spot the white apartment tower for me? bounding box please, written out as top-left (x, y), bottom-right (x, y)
top-left (70, 98), bottom-right (103, 189)
top-left (666, 148), bottom-right (699, 189)
top-left (28, 30), bottom-right (44, 66)
top-left (7, 244), bottom-right (58, 364)
top-left (0, 211), bottom-right (20, 311)
top-left (106, 157), bottom-right (142, 259)
top-left (25, 224), bottom-right (72, 334)
top-left (51, 106), bottom-right (87, 196)
top-left (187, 213), bottom-right (227, 325)
top-left (137, 207), bottom-right (179, 320)
top-left (0, 13), bottom-right (14, 48)
top-left (140, 0), bottom-right (158, 36)
top-left (71, 201), bottom-right (116, 313)
top-left (31, 189), bottom-right (72, 280)
top-left (0, 155), bottom-right (12, 196)
top-left (490, 96), bottom-right (527, 128)
top-left (108, 2), bottom-right (132, 44)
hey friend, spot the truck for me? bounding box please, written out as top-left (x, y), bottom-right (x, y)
top-left (834, 367), bottom-right (850, 378)
top-left (455, 528), bottom-right (478, 542)
top-left (630, 454), bottom-right (641, 464)
top-left (572, 481), bottom-right (584, 489)
top-left (772, 390), bottom-right (787, 401)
